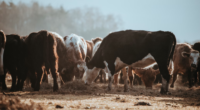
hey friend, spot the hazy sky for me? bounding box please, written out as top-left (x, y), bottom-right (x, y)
top-left (7, 0), bottom-right (200, 43)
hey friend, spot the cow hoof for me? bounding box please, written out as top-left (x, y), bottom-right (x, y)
top-left (2, 87), bottom-right (7, 90)
top-left (53, 87), bottom-right (58, 92)
top-left (170, 85), bottom-right (174, 88)
top-left (10, 88), bottom-right (16, 92)
top-left (106, 87), bottom-right (111, 91)
top-left (124, 89), bottom-right (129, 92)
top-left (34, 88), bottom-right (40, 91)
top-left (160, 88), bottom-right (169, 95)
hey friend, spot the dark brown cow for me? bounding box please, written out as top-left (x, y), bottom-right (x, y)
top-left (26, 30), bottom-right (59, 91)
top-left (2, 34), bottom-right (27, 91)
top-left (170, 43), bottom-right (200, 88)
top-left (85, 30), bottom-right (176, 94)
top-left (0, 30), bottom-right (6, 86)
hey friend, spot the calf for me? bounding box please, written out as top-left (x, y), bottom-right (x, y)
top-left (131, 67), bottom-right (160, 89)
top-left (170, 43), bottom-right (200, 88)
top-left (2, 34), bottom-right (27, 91)
top-left (26, 30), bottom-right (59, 91)
top-left (0, 30), bottom-right (6, 86)
top-left (85, 30), bottom-right (176, 94)
top-left (62, 34), bottom-right (87, 80)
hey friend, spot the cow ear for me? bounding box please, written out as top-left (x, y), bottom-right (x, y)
top-left (63, 36), bottom-right (67, 41)
top-left (182, 52), bottom-right (190, 58)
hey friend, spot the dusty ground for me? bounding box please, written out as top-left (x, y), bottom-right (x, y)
top-left (1, 79), bottom-right (200, 110)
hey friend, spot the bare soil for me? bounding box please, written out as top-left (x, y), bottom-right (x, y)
top-left (1, 79), bottom-right (200, 110)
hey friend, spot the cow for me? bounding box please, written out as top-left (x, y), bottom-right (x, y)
top-left (2, 34), bottom-right (27, 91)
top-left (192, 42), bottom-right (200, 85)
top-left (26, 30), bottom-right (59, 91)
top-left (84, 30), bottom-right (176, 94)
top-left (62, 34), bottom-right (87, 80)
top-left (89, 37), bottom-right (107, 83)
top-left (130, 67), bottom-right (160, 89)
top-left (0, 30), bottom-right (6, 86)
top-left (170, 43), bottom-right (200, 88)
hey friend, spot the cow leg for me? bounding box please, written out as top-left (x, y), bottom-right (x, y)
top-left (29, 71), bottom-right (36, 89)
top-left (34, 68), bottom-right (43, 91)
top-left (10, 70), bottom-right (17, 91)
top-left (103, 70), bottom-right (106, 83)
top-left (2, 72), bottom-right (7, 90)
top-left (159, 66), bottom-right (170, 94)
top-left (122, 67), bottom-right (129, 92)
top-left (104, 61), bottom-right (115, 91)
top-left (99, 70), bottom-right (103, 83)
top-left (113, 73), bottom-right (119, 87)
top-left (187, 69), bottom-right (194, 88)
top-left (128, 67), bottom-right (133, 88)
top-left (94, 74), bottom-right (99, 83)
top-left (16, 75), bottom-right (21, 91)
top-left (170, 69), bottom-right (178, 88)
top-left (50, 67), bottom-right (59, 91)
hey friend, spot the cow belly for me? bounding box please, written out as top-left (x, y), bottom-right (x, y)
top-left (114, 54), bottom-right (155, 73)
top-left (130, 54), bottom-right (155, 68)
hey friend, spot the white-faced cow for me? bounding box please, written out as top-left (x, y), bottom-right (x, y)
top-left (26, 30), bottom-right (59, 91)
top-left (170, 43), bottom-right (200, 88)
top-left (0, 30), bottom-right (6, 85)
top-left (85, 30), bottom-right (176, 94)
top-left (63, 34), bottom-right (87, 80)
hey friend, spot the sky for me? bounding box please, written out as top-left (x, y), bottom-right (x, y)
top-left (6, 0), bottom-right (200, 43)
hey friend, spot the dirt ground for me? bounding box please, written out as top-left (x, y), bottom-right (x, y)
top-left (1, 78), bottom-right (200, 110)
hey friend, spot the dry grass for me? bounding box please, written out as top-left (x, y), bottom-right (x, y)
top-left (2, 78), bottom-right (200, 110)
top-left (0, 95), bottom-right (46, 110)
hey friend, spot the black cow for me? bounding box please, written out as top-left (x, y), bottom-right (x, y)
top-left (0, 30), bottom-right (6, 86)
top-left (192, 42), bottom-right (200, 84)
top-left (84, 30), bottom-right (176, 94)
top-left (2, 35), bottom-right (27, 91)
top-left (26, 30), bottom-right (59, 91)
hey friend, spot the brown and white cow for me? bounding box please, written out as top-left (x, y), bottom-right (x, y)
top-left (0, 30), bottom-right (6, 85)
top-left (85, 30), bottom-right (176, 94)
top-left (170, 43), bottom-right (200, 88)
top-left (63, 34), bottom-right (87, 80)
top-left (83, 37), bottom-right (108, 83)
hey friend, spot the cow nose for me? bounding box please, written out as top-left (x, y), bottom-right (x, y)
top-left (191, 64), bottom-right (196, 68)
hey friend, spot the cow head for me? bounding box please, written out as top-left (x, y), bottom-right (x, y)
top-left (75, 60), bottom-right (87, 79)
top-left (83, 67), bottom-right (101, 85)
top-left (182, 50), bottom-right (200, 67)
top-left (181, 50), bottom-right (200, 87)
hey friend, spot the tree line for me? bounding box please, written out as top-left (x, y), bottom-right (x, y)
top-left (0, 1), bottom-right (123, 40)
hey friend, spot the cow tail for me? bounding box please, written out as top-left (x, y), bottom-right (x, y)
top-left (167, 32), bottom-right (176, 68)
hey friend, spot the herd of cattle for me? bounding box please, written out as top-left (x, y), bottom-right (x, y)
top-left (0, 30), bottom-right (200, 94)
